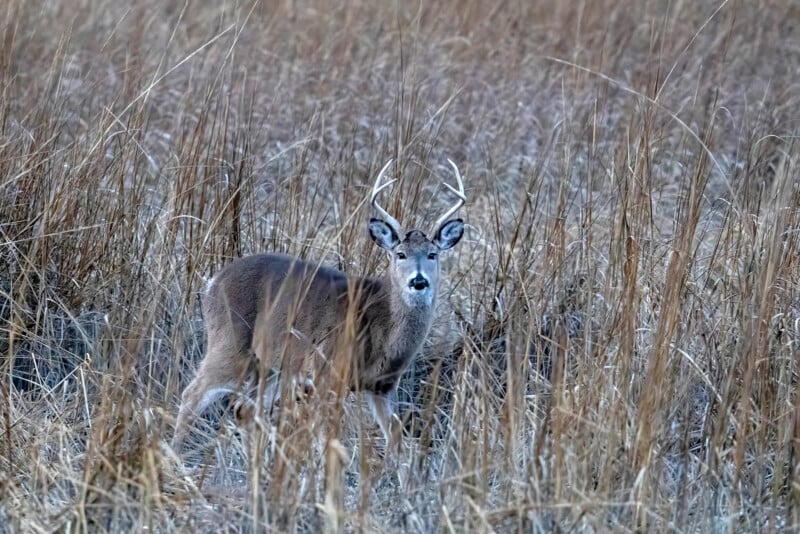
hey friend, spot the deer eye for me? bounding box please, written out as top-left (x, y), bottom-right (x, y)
top-left (396, 252), bottom-right (407, 260)
top-left (428, 252), bottom-right (438, 260)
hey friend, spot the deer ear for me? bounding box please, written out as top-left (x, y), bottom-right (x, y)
top-left (434, 219), bottom-right (464, 250)
top-left (369, 218), bottom-right (400, 250)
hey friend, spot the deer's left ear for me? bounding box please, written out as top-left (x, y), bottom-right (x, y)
top-left (369, 218), bottom-right (401, 250)
top-left (433, 219), bottom-right (464, 250)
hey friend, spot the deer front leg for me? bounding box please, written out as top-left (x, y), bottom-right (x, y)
top-left (365, 389), bottom-right (401, 455)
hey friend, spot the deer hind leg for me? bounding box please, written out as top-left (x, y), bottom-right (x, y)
top-left (269, 375), bottom-right (316, 408)
top-left (231, 365), bottom-right (316, 463)
top-left (172, 345), bottom-right (251, 452)
top-left (233, 372), bottom-right (315, 461)
top-left (233, 368), bottom-right (281, 428)
top-left (254, 334), bottom-right (317, 411)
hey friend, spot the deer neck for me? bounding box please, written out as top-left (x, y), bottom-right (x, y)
top-left (386, 281), bottom-right (435, 363)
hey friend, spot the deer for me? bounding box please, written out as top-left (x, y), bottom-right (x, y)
top-left (171, 159), bottom-right (466, 455)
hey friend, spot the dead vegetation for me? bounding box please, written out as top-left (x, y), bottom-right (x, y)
top-left (1, 0), bottom-right (800, 531)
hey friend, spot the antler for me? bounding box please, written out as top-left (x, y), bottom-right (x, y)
top-left (370, 159), bottom-right (403, 235)
top-left (432, 159), bottom-right (467, 232)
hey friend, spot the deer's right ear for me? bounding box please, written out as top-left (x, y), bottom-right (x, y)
top-left (434, 218), bottom-right (464, 250)
top-left (369, 218), bottom-right (400, 250)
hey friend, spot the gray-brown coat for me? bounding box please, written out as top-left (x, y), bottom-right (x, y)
top-left (172, 159), bottom-right (466, 453)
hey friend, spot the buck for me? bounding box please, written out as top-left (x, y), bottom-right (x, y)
top-left (172, 159), bottom-right (466, 454)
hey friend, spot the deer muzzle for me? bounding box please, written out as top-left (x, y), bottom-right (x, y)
top-left (408, 274), bottom-right (430, 291)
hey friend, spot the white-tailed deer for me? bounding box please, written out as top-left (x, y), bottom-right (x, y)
top-left (172, 159), bottom-right (466, 454)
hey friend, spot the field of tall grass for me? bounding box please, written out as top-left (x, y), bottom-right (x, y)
top-left (2, 0), bottom-right (799, 531)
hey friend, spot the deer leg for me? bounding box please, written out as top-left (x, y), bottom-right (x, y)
top-left (366, 390), bottom-right (401, 454)
top-left (289, 375), bottom-right (316, 401)
top-left (172, 348), bottom-right (250, 452)
top-left (236, 373), bottom-right (315, 464)
top-left (248, 363), bottom-right (308, 414)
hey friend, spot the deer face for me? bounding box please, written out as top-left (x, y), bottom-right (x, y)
top-left (368, 158), bottom-right (467, 307)
top-left (369, 218), bottom-right (464, 307)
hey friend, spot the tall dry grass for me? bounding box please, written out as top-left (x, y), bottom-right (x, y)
top-left (1, 0), bottom-right (799, 531)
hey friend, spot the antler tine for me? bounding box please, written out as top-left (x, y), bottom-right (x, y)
top-left (370, 159), bottom-right (403, 235)
top-left (432, 158), bottom-right (467, 232)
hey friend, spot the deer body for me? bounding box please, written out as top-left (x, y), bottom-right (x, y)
top-left (172, 160), bottom-right (466, 453)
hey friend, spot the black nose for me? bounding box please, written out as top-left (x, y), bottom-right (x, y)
top-left (409, 275), bottom-right (429, 290)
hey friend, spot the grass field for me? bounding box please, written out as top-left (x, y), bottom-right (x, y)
top-left (2, 0), bottom-right (800, 531)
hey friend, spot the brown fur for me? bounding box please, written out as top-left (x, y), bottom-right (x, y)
top-left (172, 160), bottom-right (466, 454)
top-left (172, 251), bottom-right (438, 450)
